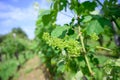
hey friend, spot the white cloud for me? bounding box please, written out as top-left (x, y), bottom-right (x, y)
top-left (0, 3), bottom-right (38, 21)
top-left (0, 1), bottom-right (39, 39)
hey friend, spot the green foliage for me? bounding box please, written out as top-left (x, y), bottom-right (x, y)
top-left (0, 28), bottom-right (35, 80)
top-left (51, 25), bottom-right (69, 38)
top-left (35, 0), bottom-right (120, 80)
top-left (0, 60), bottom-right (18, 80)
top-left (12, 27), bottom-right (28, 38)
top-left (0, 35), bottom-right (6, 43)
top-left (82, 15), bottom-right (92, 23)
top-left (70, 1), bottom-right (96, 15)
top-left (0, 53), bottom-right (34, 80)
top-left (86, 20), bottom-right (104, 35)
top-left (102, 0), bottom-right (120, 18)
top-left (0, 35), bottom-right (26, 59)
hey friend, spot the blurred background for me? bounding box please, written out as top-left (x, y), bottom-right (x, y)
top-left (0, 0), bottom-right (50, 39)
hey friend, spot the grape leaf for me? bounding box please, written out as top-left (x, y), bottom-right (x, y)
top-left (82, 16), bottom-right (92, 22)
top-left (92, 15), bottom-right (112, 27)
top-left (77, 1), bottom-right (97, 15)
top-left (36, 10), bottom-right (51, 26)
top-left (42, 14), bottom-right (51, 26)
top-left (57, 59), bottom-right (66, 73)
top-left (51, 25), bottom-right (69, 38)
top-left (85, 16), bottom-right (112, 35)
top-left (72, 70), bottom-right (83, 80)
top-left (41, 10), bottom-right (57, 26)
top-left (67, 28), bottom-right (75, 35)
top-left (57, 64), bottom-right (66, 73)
top-left (115, 59), bottom-right (120, 67)
top-left (38, 10), bottom-right (51, 18)
top-left (86, 20), bottom-right (104, 35)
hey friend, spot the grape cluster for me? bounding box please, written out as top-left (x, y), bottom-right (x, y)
top-left (65, 39), bottom-right (81, 55)
top-left (43, 32), bottom-right (65, 49)
top-left (43, 32), bottom-right (81, 56)
top-left (90, 33), bottom-right (99, 40)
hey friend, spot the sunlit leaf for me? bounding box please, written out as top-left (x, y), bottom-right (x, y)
top-left (51, 25), bottom-right (69, 38)
top-left (86, 20), bottom-right (104, 35)
top-left (72, 70), bottom-right (83, 80)
top-left (82, 16), bottom-right (92, 22)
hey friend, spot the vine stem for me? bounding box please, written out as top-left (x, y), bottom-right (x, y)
top-left (96, 46), bottom-right (112, 51)
top-left (78, 26), bottom-right (94, 76)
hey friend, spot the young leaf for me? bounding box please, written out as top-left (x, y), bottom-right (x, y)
top-left (82, 16), bottom-right (92, 22)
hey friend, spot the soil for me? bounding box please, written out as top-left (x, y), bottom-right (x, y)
top-left (13, 56), bottom-right (48, 80)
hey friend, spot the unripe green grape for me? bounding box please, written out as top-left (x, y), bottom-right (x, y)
top-left (43, 32), bottom-right (81, 56)
top-left (65, 39), bottom-right (81, 55)
top-left (42, 32), bottom-right (51, 41)
top-left (90, 33), bottom-right (99, 40)
top-left (51, 38), bottom-right (64, 49)
top-left (43, 32), bottom-right (65, 49)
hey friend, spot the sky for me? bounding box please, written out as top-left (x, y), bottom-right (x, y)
top-left (0, 0), bottom-right (52, 39)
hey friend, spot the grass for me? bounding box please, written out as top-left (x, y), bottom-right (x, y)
top-left (0, 59), bottom-right (18, 80)
top-left (0, 52), bottom-right (35, 80)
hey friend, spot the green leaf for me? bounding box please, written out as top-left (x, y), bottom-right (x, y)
top-left (42, 14), bottom-right (51, 26)
top-left (77, 1), bottom-right (97, 15)
top-left (98, 17), bottom-right (112, 27)
top-left (51, 25), bottom-right (69, 38)
top-left (93, 68), bottom-right (103, 80)
top-left (68, 33), bottom-right (78, 40)
top-left (81, 1), bottom-right (96, 11)
top-left (36, 10), bottom-right (51, 26)
top-left (82, 16), bottom-right (92, 22)
top-left (57, 64), bottom-right (66, 73)
top-left (39, 10), bottom-right (57, 26)
top-left (38, 10), bottom-right (51, 18)
top-left (115, 59), bottom-right (120, 67)
top-left (87, 16), bottom-right (112, 36)
top-left (72, 70), bottom-right (83, 80)
top-left (86, 20), bottom-right (104, 35)
top-left (92, 15), bottom-right (112, 27)
top-left (51, 57), bottom-right (58, 65)
top-left (67, 28), bottom-right (75, 36)
top-left (93, 58), bottom-right (99, 65)
top-left (57, 59), bottom-right (66, 73)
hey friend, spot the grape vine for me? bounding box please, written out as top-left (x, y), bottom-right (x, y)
top-left (35, 0), bottom-right (120, 80)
